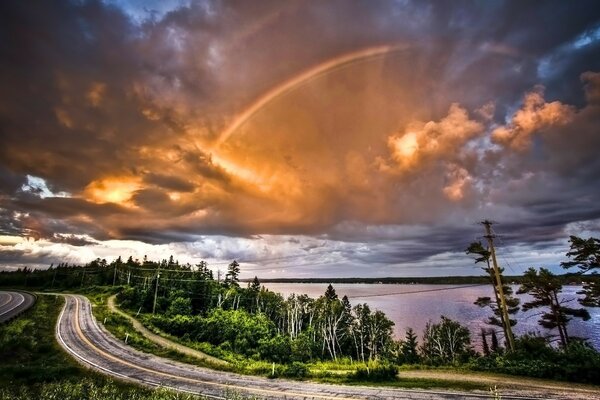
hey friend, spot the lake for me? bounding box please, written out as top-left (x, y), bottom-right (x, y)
top-left (263, 283), bottom-right (600, 350)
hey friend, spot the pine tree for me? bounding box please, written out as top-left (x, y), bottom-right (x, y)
top-left (400, 328), bottom-right (420, 364)
top-left (224, 260), bottom-right (240, 287)
top-left (249, 276), bottom-right (261, 291)
top-left (324, 284), bottom-right (338, 301)
top-left (561, 235), bottom-right (600, 307)
top-left (518, 267), bottom-right (591, 348)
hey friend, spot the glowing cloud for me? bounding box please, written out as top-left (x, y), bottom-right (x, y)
top-left (85, 177), bottom-right (141, 205)
top-left (492, 86), bottom-right (575, 151)
top-left (213, 44), bottom-right (407, 147)
top-left (384, 103), bottom-right (484, 172)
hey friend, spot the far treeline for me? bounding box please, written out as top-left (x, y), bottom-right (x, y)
top-left (1, 234), bottom-right (600, 384)
top-left (250, 273), bottom-right (598, 285)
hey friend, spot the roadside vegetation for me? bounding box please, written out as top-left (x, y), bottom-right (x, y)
top-left (1, 234), bottom-right (599, 389)
top-left (0, 294), bottom-right (248, 399)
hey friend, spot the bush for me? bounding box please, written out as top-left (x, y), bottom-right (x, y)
top-left (469, 336), bottom-right (600, 384)
top-left (283, 362), bottom-right (309, 378)
top-left (351, 363), bottom-right (398, 382)
top-left (258, 334), bottom-right (291, 363)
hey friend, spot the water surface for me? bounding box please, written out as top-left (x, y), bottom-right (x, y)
top-left (264, 283), bottom-right (600, 350)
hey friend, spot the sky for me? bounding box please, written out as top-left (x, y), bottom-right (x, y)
top-left (1, 0), bottom-right (600, 278)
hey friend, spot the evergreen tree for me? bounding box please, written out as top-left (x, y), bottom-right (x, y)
top-left (249, 276), bottom-right (261, 291)
top-left (518, 267), bottom-right (591, 348)
top-left (324, 284), bottom-right (338, 301)
top-left (225, 260), bottom-right (240, 287)
top-left (561, 235), bottom-right (600, 307)
top-left (400, 328), bottom-right (420, 364)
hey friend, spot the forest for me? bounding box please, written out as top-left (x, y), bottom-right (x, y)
top-left (1, 235), bottom-right (599, 384)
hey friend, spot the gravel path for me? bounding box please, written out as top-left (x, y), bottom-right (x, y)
top-left (107, 295), bottom-right (228, 366)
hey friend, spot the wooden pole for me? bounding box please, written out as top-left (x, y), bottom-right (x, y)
top-left (482, 220), bottom-right (515, 351)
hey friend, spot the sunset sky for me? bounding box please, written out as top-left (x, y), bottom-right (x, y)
top-left (1, 1), bottom-right (600, 278)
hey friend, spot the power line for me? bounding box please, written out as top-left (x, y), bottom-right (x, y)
top-left (347, 284), bottom-right (488, 299)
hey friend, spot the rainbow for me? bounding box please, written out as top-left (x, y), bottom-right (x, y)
top-left (214, 44), bottom-right (407, 147)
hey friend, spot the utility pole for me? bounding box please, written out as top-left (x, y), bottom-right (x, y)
top-left (152, 265), bottom-right (161, 315)
top-left (112, 263), bottom-right (117, 286)
top-left (217, 269), bottom-right (222, 283)
top-left (51, 268), bottom-right (58, 289)
top-left (80, 268), bottom-right (86, 287)
top-left (482, 220), bottom-right (515, 351)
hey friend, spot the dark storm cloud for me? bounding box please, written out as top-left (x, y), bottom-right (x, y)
top-left (1, 0), bottom-right (600, 274)
top-left (142, 173), bottom-right (195, 192)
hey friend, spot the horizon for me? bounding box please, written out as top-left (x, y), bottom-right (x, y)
top-left (1, 1), bottom-right (600, 278)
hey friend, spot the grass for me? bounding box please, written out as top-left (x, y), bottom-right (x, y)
top-left (312, 374), bottom-right (487, 391)
top-left (0, 293), bottom-right (254, 399)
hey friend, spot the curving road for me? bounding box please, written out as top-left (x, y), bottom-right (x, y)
top-left (0, 290), bottom-right (36, 323)
top-left (56, 294), bottom-right (591, 400)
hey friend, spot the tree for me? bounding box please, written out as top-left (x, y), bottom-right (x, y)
top-left (466, 241), bottom-right (519, 349)
top-left (349, 303), bottom-right (394, 362)
top-left (399, 328), bottom-right (420, 364)
top-left (518, 267), bottom-right (590, 348)
top-left (249, 276), bottom-right (261, 292)
top-left (421, 316), bottom-right (472, 365)
top-left (167, 296), bottom-right (192, 316)
top-left (315, 287), bottom-right (345, 360)
top-left (224, 260), bottom-right (240, 287)
top-left (324, 284), bottom-right (338, 301)
top-left (561, 235), bottom-right (600, 307)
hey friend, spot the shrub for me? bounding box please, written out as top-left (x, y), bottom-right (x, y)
top-left (351, 363), bottom-right (398, 382)
top-left (283, 362), bottom-right (310, 378)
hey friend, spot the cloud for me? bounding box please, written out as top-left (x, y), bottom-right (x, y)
top-left (0, 1), bottom-right (600, 275)
top-left (491, 86), bottom-right (575, 150)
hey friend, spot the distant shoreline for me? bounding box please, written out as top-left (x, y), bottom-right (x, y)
top-left (242, 273), bottom-right (597, 285)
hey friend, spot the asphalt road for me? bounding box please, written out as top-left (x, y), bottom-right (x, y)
top-left (56, 294), bottom-right (584, 400)
top-left (0, 290), bottom-right (36, 323)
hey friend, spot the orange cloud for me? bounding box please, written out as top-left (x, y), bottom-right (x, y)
top-left (443, 164), bottom-right (472, 202)
top-left (384, 103), bottom-right (483, 172)
top-left (491, 86), bottom-right (575, 151)
top-left (85, 177), bottom-right (142, 205)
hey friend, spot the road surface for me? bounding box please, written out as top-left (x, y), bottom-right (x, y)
top-left (56, 294), bottom-right (594, 400)
top-left (0, 290), bottom-right (36, 323)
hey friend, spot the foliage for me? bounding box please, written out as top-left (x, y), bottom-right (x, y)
top-left (561, 235), bottom-right (600, 307)
top-left (420, 316), bottom-right (472, 365)
top-left (518, 267), bottom-right (590, 347)
top-left (397, 328), bottom-right (420, 364)
top-left (282, 362), bottom-right (310, 378)
top-left (167, 296), bottom-right (193, 316)
top-left (225, 260), bottom-right (240, 287)
top-left (0, 378), bottom-right (218, 400)
top-left (351, 363), bottom-right (398, 382)
top-left (470, 335), bottom-right (600, 384)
